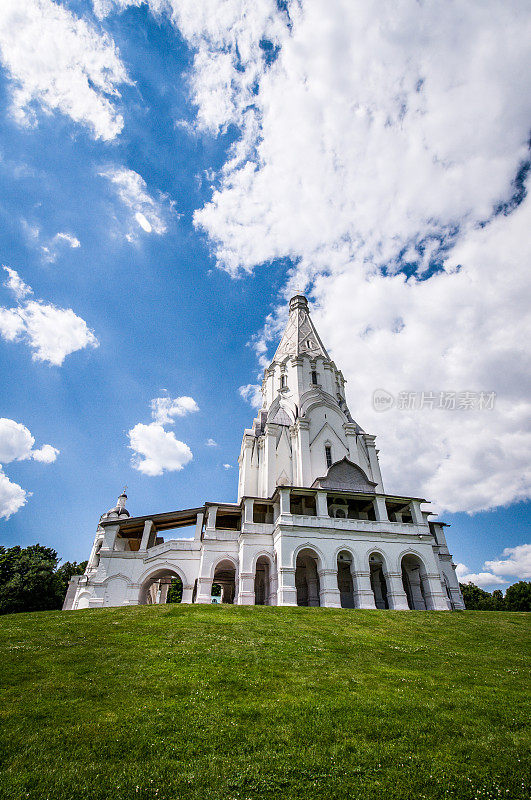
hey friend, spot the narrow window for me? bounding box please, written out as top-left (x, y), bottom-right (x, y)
top-left (280, 374), bottom-right (286, 389)
top-left (325, 445), bottom-right (332, 468)
top-left (311, 370), bottom-right (318, 385)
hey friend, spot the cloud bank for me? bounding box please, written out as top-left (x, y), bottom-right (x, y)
top-left (0, 0), bottom-right (130, 140)
top-left (456, 544), bottom-right (531, 588)
top-left (167, 0), bottom-right (530, 515)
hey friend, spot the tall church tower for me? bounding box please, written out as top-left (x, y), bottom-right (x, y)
top-left (238, 294), bottom-right (384, 500)
top-left (65, 291), bottom-right (464, 612)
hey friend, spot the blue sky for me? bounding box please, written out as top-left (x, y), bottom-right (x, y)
top-left (0, 1), bottom-right (529, 588)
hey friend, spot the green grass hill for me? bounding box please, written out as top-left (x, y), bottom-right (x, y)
top-left (0, 606), bottom-right (529, 800)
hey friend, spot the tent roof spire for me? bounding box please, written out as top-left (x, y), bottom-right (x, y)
top-left (272, 293), bottom-right (330, 363)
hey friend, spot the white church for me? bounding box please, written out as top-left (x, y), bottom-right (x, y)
top-left (64, 293), bottom-right (464, 612)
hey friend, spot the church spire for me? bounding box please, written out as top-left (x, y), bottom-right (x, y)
top-left (272, 293), bottom-right (330, 363)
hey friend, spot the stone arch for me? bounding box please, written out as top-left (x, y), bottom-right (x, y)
top-left (367, 550), bottom-right (390, 609)
top-left (300, 395), bottom-right (350, 424)
top-left (251, 550), bottom-right (275, 573)
top-left (209, 554), bottom-right (238, 580)
top-left (138, 566), bottom-right (185, 606)
top-left (103, 574), bottom-right (131, 607)
top-left (400, 551), bottom-right (430, 610)
top-left (74, 591), bottom-right (91, 610)
top-left (138, 562), bottom-right (188, 588)
top-left (336, 548), bottom-right (356, 609)
top-left (294, 546), bottom-right (322, 607)
top-left (291, 541), bottom-right (325, 571)
top-left (211, 557), bottom-right (237, 604)
top-left (254, 554), bottom-right (275, 606)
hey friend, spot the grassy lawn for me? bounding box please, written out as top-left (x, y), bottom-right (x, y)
top-left (0, 606), bottom-right (529, 800)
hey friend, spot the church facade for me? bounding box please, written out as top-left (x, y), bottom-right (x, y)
top-left (64, 294), bottom-right (464, 612)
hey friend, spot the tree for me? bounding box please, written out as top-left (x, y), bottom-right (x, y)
top-left (55, 560), bottom-right (88, 603)
top-left (166, 578), bottom-right (183, 604)
top-left (0, 545), bottom-right (87, 615)
top-left (504, 581), bottom-right (531, 612)
top-left (491, 589), bottom-right (506, 611)
top-left (459, 582), bottom-right (496, 610)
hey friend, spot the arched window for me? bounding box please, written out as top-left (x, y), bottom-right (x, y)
top-left (311, 370), bottom-right (318, 385)
top-left (325, 444), bottom-right (332, 468)
top-left (280, 374), bottom-right (287, 389)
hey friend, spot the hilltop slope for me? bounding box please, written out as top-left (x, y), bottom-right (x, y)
top-left (0, 606), bottom-right (529, 800)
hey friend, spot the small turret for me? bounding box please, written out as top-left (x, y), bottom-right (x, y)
top-left (100, 487), bottom-right (130, 521)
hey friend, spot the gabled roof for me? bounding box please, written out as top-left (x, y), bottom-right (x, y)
top-left (272, 294), bottom-right (330, 362)
top-left (312, 457), bottom-right (377, 493)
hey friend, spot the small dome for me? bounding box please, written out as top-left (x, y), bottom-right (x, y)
top-left (100, 490), bottom-right (130, 521)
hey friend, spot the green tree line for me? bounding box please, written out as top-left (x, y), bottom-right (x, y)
top-left (459, 581), bottom-right (531, 611)
top-left (0, 545), bottom-right (86, 615)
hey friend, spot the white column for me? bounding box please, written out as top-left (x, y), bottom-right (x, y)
top-left (365, 435), bottom-right (384, 492)
top-left (238, 435), bottom-right (254, 501)
top-left (237, 572), bottom-right (255, 605)
top-left (343, 423), bottom-right (359, 464)
top-left (385, 572), bottom-right (410, 610)
top-left (101, 523), bottom-right (120, 552)
top-left (322, 361), bottom-right (335, 396)
top-left (181, 586), bottom-right (194, 604)
top-left (139, 519), bottom-right (155, 551)
top-left (319, 569), bottom-right (341, 608)
top-left (374, 495), bottom-right (388, 522)
top-left (279, 487), bottom-right (291, 516)
top-left (277, 567), bottom-right (297, 606)
top-left (423, 573), bottom-right (451, 610)
top-left (206, 505), bottom-right (217, 531)
top-left (195, 576), bottom-right (212, 604)
top-left (194, 511), bottom-right (204, 541)
top-left (264, 423), bottom-right (279, 497)
top-left (290, 425), bottom-right (299, 485)
top-left (410, 500), bottom-right (425, 526)
top-left (316, 490), bottom-right (329, 517)
top-left (295, 418), bottom-right (311, 486)
top-left (243, 498), bottom-right (254, 525)
top-left (353, 571), bottom-right (377, 609)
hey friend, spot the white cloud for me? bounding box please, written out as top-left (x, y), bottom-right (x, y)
top-left (454, 545), bottom-right (530, 588)
top-left (223, 463), bottom-right (232, 470)
top-left (128, 422), bottom-right (193, 476)
top-left (99, 166), bottom-right (171, 240)
top-left (455, 564), bottom-right (508, 589)
top-left (0, 0), bottom-right (130, 140)
top-left (95, 2), bottom-right (531, 512)
top-left (192, 1), bottom-right (531, 277)
top-left (0, 417), bottom-right (59, 464)
top-left (3, 266), bottom-right (32, 301)
top-left (239, 383), bottom-right (263, 409)
top-left (150, 396), bottom-right (199, 425)
top-left (129, 395), bottom-right (197, 475)
top-left (0, 267), bottom-right (98, 366)
top-left (484, 544), bottom-right (531, 581)
top-left (31, 443), bottom-right (60, 463)
top-left (0, 418), bottom-right (58, 520)
top-left (0, 466), bottom-right (28, 520)
top-left (206, 438), bottom-right (217, 447)
top-left (41, 232), bottom-right (81, 264)
top-left (94, 0), bottom-right (285, 134)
